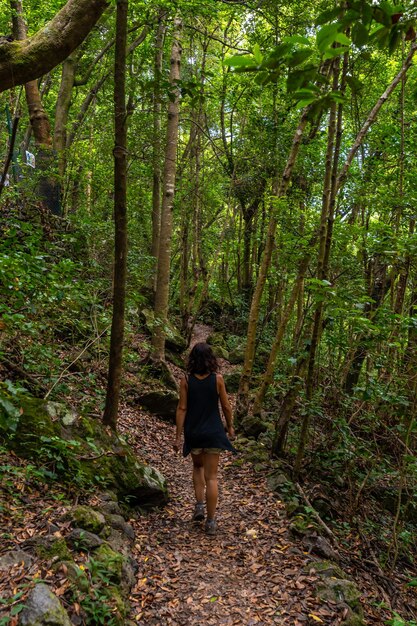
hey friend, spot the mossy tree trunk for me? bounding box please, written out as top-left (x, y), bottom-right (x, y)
top-left (294, 54), bottom-right (346, 476)
top-left (54, 54), bottom-right (76, 180)
top-left (151, 11), bottom-right (167, 271)
top-left (0, 0), bottom-right (108, 94)
top-left (151, 16), bottom-right (182, 362)
top-left (235, 110), bottom-right (310, 422)
top-left (103, 0), bottom-right (128, 430)
top-left (11, 0), bottom-right (61, 215)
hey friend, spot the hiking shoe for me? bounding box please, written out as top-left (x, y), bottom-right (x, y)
top-left (205, 519), bottom-right (217, 536)
top-left (192, 502), bottom-right (205, 522)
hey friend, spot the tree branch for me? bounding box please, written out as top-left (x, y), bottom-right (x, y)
top-left (0, 0), bottom-right (109, 93)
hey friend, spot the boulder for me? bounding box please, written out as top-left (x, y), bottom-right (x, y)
top-left (136, 389), bottom-right (178, 421)
top-left (212, 345), bottom-right (229, 360)
top-left (67, 528), bottom-right (103, 551)
top-left (141, 309), bottom-right (186, 353)
top-left (0, 385), bottom-right (168, 509)
top-left (53, 561), bottom-right (89, 592)
top-left (0, 549), bottom-right (33, 570)
top-left (19, 583), bottom-right (71, 626)
top-left (104, 514), bottom-right (135, 541)
top-left (304, 559), bottom-right (346, 579)
top-left (317, 578), bottom-right (362, 613)
top-left (240, 414), bottom-right (268, 439)
top-left (33, 538), bottom-right (72, 562)
top-left (267, 471), bottom-right (292, 494)
top-left (302, 534), bottom-right (340, 561)
top-left (70, 505), bottom-right (105, 534)
top-left (207, 332), bottom-right (227, 348)
top-left (92, 544), bottom-right (125, 584)
top-left (228, 344), bottom-right (246, 364)
top-left (223, 370), bottom-right (241, 393)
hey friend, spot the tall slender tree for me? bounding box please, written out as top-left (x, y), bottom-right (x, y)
top-left (151, 15), bottom-right (182, 362)
top-left (103, 0), bottom-right (128, 430)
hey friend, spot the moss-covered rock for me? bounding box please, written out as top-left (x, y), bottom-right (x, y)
top-left (341, 612), bottom-right (366, 626)
top-left (304, 560), bottom-right (346, 580)
top-left (317, 578), bottom-right (362, 612)
top-left (228, 344), bottom-right (246, 364)
top-left (35, 538), bottom-right (72, 562)
top-left (212, 345), bottom-right (229, 360)
top-left (92, 544), bottom-right (125, 584)
top-left (70, 506), bottom-right (106, 534)
top-left (19, 583), bottom-right (71, 626)
top-left (54, 560), bottom-right (89, 592)
top-left (223, 370), bottom-right (241, 393)
top-left (135, 389), bottom-right (178, 421)
top-left (0, 385), bottom-right (168, 509)
top-left (241, 414), bottom-right (268, 439)
top-left (67, 528), bottom-right (103, 551)
top-left (106, 586), bottom-right (128, 622)
top-left (207, 332), bottom-right (226, 347)
top-left (141, 309), bottom-right (186, 352)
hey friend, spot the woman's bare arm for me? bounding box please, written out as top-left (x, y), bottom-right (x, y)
top-left (174, 377), bottom-right (187, 451)
top-left (217, 374), bottom-right (235, 438)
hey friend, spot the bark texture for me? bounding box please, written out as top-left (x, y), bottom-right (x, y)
top-left (0, 0), bottom-right (108, 93)
top-left (103, 0), bottom-right (128, 429)
top-left (11, 1), bottom-right (52, 147)
top-left (151, 17), bottom-right (182, 361)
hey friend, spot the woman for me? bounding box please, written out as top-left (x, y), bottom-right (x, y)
top-left (173, 342), bottom-right (236, 535)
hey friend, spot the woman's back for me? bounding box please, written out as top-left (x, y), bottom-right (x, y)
top-left (186, 373), bottom-right (221, 434)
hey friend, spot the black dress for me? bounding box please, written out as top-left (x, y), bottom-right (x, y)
top-left (182, 372), bottom-right (236, 457)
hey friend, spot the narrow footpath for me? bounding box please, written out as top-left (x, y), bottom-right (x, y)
top-left (119, 407), bottom-right (357, 626)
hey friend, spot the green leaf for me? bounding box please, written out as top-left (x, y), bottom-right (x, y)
top-left (342, 9), bottom-right (361, 25)
top-left (315, 7), bottom-right (341, 26)
top-left (323, 46), bottom-right (349, 59)
top-left (347, 75), bottom-right (363, 93)
top-left (283, 35), bottom-right (311, 45)
top-left (288, 48), bottom-right (313, 67)
top-left (329, 90), bottom-right (347, 104)
top-left (351, 22), bottom-right (369, 46)
top-left (224, 55), bottom-right (256, 68)
top-left (252, 43), bottom-right (263, 64)
top-left (334, 32), bottom-right (351, 45)
top-left (294, 87), bottom-right (319, 99)
top-left (407, 579), bottom-right (417, 587)
top-left (388, 26), bottom-right (401, 54)
top-left (254, 71), bottom-right (270, 85)
top-left (296, 98), bottom-right (316, 108)
top-left (316, 23), bottom-right (340, 52)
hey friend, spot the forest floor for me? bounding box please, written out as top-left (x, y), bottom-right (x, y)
top-left (121, 406), bottom-right (346, 626)
top-left (0, 324), bottom-right (410, 625)
top-left (118, 324), bottom-right (388, 626)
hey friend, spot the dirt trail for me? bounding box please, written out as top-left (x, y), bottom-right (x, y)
top-left (119, 326), bottom-right (355, 625)
top-left (121, 407), bottom-right (338, 625)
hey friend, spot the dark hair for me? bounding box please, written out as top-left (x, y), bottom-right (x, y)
top-left (187, 342), bottom-right (218, 375)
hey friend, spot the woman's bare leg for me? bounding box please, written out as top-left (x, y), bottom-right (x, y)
top-left (203, 453), bottom-right (220, 520)
top-left (191, 452), bottom-right (205, 503)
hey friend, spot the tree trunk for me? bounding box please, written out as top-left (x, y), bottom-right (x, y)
top-left (151, 12), bottom-right (167, 265)
top-left (235, 110), bottom-right (310, 421)
top-left (1, 0), bottom-right (109, 93)
top-left (294, 55), bottom-right (345, 477)
top-left (11, 0), bottom-right (61, 215)
top-left (11, 0), bottom-right (52, 146)
top-left (151, 16), bottom-right (182, 362)
top-left (252, 252), bottom-right (311, 416)
top-left (103, 0), bottom-right (128, 429)
top-left (54, 55), bottom-right (76, 178)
